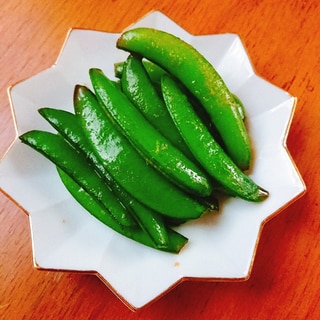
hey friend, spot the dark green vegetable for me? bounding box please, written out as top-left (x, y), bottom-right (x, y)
top-left (116, 27), bottom-right (251, 170)
top-left (19, 130), bottom-right (136, 227)
top-left (73, 84), bottom-right (210, 219)
top-left (39, 106), bottom-right (170, 247)
top-left (89, 67), bottom-right (212, 197)
top-left (57, 168), bottom-right (188, 253)
top-left (161, 75), bottom-right (268, 202)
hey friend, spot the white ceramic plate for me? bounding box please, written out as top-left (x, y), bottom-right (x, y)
top-left (1, 11), bottom-right (306, 310)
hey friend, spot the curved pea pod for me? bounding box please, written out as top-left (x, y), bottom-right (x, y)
top-left (89, 68), bottom-right (212, 197)
top-left (19, 130), bottom-right (136, 227)
top-left (116, 27), bottom-right (251, 170)
top-left (73, 84), bottom-right (210, 220)
top-left (116, 58), bottom-right (226, 148)
top-left (39, 106), bottom-right (169, 248)
top-left (57, 168), bottom-right (188, 253)
top-left (120, 54), bottom-right (193, 158)
top-left (161, 75), bottom-right (268, 202)
top-left (128, 199), bottom-right (169, 248)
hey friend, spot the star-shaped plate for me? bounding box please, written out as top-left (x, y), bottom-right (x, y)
top-left (0, 11), bottom-right (306, 310)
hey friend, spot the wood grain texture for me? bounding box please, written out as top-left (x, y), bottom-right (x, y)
top-left (0, 1), bottom-right (319, 319)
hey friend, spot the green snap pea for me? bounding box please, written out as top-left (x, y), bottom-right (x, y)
top-left (115, 58), bottom-right (225, 146)
top-left (127, 199), bottom-right (169, 248)
top-left (116, 27), bottom-right (251, 170)
top-left (116, 58), bottom-right (245, 140)
top-left (39, 106), bottom-right (170, 248)
top-left (89, 67), bottom-right (212, 197)
top-left (19, 130), bottom-right (136, 227)
top-left (120, 54), bottom-right (193, 158)
top-left (161, 74), bottom-right (268, 202)
top-left (57, 168), bottom-right (188, 253)
top-left (73, 84), bottom-right (210, 219)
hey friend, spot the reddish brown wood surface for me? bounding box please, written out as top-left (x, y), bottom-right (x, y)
top-left (1, 1), bottom-right (319, 319)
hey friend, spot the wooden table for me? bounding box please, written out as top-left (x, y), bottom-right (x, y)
top-left (1, 1), bottom-right (319, 319)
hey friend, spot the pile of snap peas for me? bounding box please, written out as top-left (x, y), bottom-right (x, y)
top-left (19, 28), bottom-right (269, 254)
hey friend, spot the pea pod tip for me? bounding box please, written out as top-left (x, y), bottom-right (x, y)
top-left (257, 187), bottom-right (269, 202)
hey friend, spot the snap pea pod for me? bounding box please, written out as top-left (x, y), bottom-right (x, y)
top-left (89, 68), bottom-right (212, 197)
top-left (161, 75), bottom-right (268, 202)
top-left (116, 58), bottom-right (245, 128)
top-left (57, 168), bottom-right (188, 253)
top-left (116, 27), bottom-right (251, 170)
top-left (116, 58), bottom-right (223, 145)
top-left (74, 84), bottom-right (210, 219)
top-left (39, 106), bottom-right (169, 247)
top-left (120, 54), bottom-right (193, 158)
top-left (19, 130), bottom-right (136, 227)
